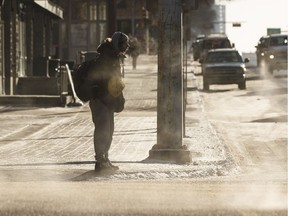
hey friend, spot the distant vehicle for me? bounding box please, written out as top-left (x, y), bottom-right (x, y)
top-left (191, 35), bottom-right (205, 61)
top-left (201, 48), bottom-right (249, 91)
top-left (261, 34), bottom-right (287, 74)
top-left (255, 35), bottom-right (269, 66)
top-left (199, 34), bottom-right (234, 62)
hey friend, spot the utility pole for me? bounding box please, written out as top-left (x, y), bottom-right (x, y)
top-left (149, 0), bottom-right (191, 164)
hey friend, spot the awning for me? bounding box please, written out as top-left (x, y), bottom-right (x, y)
top-left (34, 0), bottom-right (63, 19)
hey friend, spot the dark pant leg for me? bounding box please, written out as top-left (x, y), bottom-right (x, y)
top-left (89, 98), bottom-right (114, 161)
top-left (132, 56), bottom-right (137, 69)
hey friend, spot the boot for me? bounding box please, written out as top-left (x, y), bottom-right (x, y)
top-left (106, 158), bottom-right (119, 171)
top-left (104, 153), bottom-right (119, 171)
top-left (94, 159), bottom-right (114, 173)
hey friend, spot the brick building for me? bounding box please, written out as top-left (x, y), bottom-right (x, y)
top-left (0, 0), bottom-right (158, 99)
top-left (0, 0), bottom-right (64, 96)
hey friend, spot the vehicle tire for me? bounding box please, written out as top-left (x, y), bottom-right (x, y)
top-left (256, 57), bottom-right (260, 67)
top-left (238, 81), bottom-right (246, 90)
top-left (203, 79), bottom-right (209, 91)
top-left (268, 66), bottom-right (274, 74)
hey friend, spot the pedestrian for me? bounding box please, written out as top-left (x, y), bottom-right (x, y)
top-left (127, 35), bottom-right (140, 69)
top-left (89, 31), bottom-right (129, 173)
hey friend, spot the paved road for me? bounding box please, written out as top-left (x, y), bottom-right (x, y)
top-left (0, 55), bottom-right (286, 216)
top-left (194, 54), bottom-right (287, 182)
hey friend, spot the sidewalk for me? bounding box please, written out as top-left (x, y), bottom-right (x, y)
top-left (0, 54), bottom-right (237, 182)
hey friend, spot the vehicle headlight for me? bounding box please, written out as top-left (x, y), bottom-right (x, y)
top-left (269, 54), bottom-right (275, 59)
top-left (261, 52), bottom-right (264, 56)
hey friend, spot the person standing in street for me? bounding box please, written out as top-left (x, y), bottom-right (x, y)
top-left (89, 32), bottom-right (129, 172)
top-left (127, 35), bottom-right (141, 69)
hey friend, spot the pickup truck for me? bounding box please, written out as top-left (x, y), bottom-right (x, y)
top-left (261, 34), bottom-right (287, 74)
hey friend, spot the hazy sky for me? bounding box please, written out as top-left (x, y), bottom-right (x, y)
top-left (219, 0), bottom-right (288, 52)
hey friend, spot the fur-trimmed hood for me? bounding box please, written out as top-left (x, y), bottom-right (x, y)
top-left (97, 38), bottom-right (116, 57)
top-left (112, 32), bottom-right (129, 53)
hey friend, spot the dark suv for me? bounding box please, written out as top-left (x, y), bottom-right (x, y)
top-left (255, 35), bottom-right (269, 66)
top-left (261, 34), bottom-right (287, 74)
top-left (199, 34), bottom-right (233, 62)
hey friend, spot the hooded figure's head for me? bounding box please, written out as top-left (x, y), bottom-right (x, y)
top-left (112, 32), bottom-right (129, 53)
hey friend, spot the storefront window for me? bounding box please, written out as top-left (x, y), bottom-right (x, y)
top-left (71, 23), bottom-right (88, 46)
top-left (71, 0), bottom-right (88, 21)
top-left (88, 0), bottom-right (106, 21)
top-left (117, 19), bottom-right (132, 34)
top-left (99, 22), bottom-right (107, 42)
top-left (60, 22), bottom-right (67, 46)
top-left (89, 23), bottom-right (97, 45)
top-left (89, 22), bottom-right (106, 46)
top-left (67, 0), bottom-right (108, 59)
top-left (99, 0), bottom-right (107, 21)
top-left (89, 1), bottom-right (97, 21)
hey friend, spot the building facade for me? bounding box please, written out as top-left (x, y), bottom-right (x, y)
top-left (115, 0), bottom-right (158, 54)
top-left (58, 0), bottom-right (159, 60)
top-left (58, 0), bottom-right (115, 63)
top-left (0, 0), bottom-right (117, 96)
top-left (0, 0), bottom-right (158, 97)
top-left (0, 0), bottom-right (63, 95)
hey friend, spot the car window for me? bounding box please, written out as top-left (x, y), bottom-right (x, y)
top-left (206, 51), bottom-right (242, 63)
top-left (270, 36), bottom-right (287, 46)
top-left (203, 39), bottom-right (231, 49)
top-left (258, 37), bottom-right (268, 48)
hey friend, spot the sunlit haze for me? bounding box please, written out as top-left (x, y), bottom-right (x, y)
top-left (218, 0), bottom-right (288, 53)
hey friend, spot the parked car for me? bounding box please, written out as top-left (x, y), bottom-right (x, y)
top-left (255, 35), bottom-right (269, 66)
top-left (261, 34), bottom-right (287, 74)
top-left (199, 34), bottom-right (234, 62)
top-left (201, 48), bottom-right (249, 91)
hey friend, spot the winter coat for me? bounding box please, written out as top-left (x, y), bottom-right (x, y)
top-left (89, 38), bottom-right (125, 111)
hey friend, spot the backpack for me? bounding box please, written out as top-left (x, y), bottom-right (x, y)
top-left (72, 52), bottom-right (125, 113)
top-left (72, 53), bottom-right (100, 102)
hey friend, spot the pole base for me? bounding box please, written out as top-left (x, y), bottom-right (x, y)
top-left (149, 145), bottom-right (192, 164)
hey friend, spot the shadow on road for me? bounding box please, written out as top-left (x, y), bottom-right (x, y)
top-left (186, 87), bottom-right (197, 91)
top-left (0, 158), bottom-right (178, 182)
top-left (249, 115), bottom-right (287, 123)
top-left (70, 170), bottom-right (117, 181)
top-left (0, 161), bottom-right (95, 167)
top-left (199, 89), bottom-right (231, 93)
top-left (238, 87), bottom-right (287, 97)
top-left (246, 76), bottom-right (264, 81)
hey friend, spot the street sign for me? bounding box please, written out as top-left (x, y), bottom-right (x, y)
top-left (232, 22), bottom-right (241, 27)
top-left (267, 28), bottom-right (281, 35)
